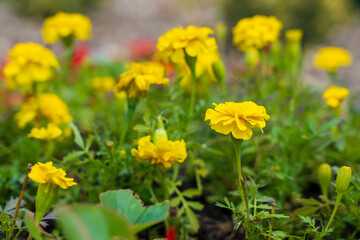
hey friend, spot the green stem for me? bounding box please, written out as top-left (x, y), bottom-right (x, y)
top-left (231, 135), bottom-right (249, 216)
top-left (321, 193), bottom-right (343, 238)
top-left (184, 50), bottom-right (197, 117)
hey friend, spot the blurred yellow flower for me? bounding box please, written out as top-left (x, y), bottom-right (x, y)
top-left (178, 51), bottom-right (220, 91)
top-left (232, 15), bottom-right (282, 52)
top-left (41, 12), bottom-right (92, 44)
top-left (157, 25), bottom-right (217, 63)
top-left (285, 29), bottom-right (303, 44)
top-left (114, 62), bottom-right (169, 98)
top-left (91, 76), bottom-right (116, 91)
top-left (3, 43), bottom-right (59, 89)
top-left (29, 162), bottom-right (77, 189)
top-left (131, 136), bottom-right (187, 168)
top-left (233, 15), bottom-right (282, 52)
top-left (205, 101), bottom-right (270, 140)
top-left (28, 123), bottom-right (62, 141)
top-left (314, 47), bottom-right (352, 72)
top-left (323, 86), bottom-right (349, 108)
top-left (15, 93), bottom-right (72, 128)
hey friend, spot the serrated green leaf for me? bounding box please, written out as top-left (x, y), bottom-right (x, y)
top-left (69, 122), bottom-right (85, 149)
top-left (133, 124), bottom-right (151, 133)
top-left (185, 207), bottom-right (199, 233)
top-left (170, 197), bottom-right (181, 207)
top-left (63, 151), bottom-right (85, 162)
top-left (182, 188), bottom-right (201, 198)
top-left (187, 201), bottom-right (204, 211)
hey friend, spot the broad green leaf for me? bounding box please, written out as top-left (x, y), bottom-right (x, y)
top-left (24, 213), bottom-right (44, 240)
top-left (69, 122), bottom-right (85, 149)
top-left (56, 205), bottom-right (135, 240)
top-left (100, 189), bottom-right (169, 233)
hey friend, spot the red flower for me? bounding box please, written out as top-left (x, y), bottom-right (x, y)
top-left (165, 226), bottom-right (177, 240)
top-left (71, 43), bottom-right (90, 68)
top-left (129, 37), bottom-right (157, 61)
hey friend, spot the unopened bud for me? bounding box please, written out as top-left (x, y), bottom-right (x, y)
top-left (244, 49), bottom-right (259, 69)
top-left (336, 166), bottom-right (352, 194)
top-left (106, 141), bottom-right (114, 151)
top-left (153, 117), bottom-right (168, 145)
top-left (318, 163), bottom-right (331, 197)
top-left (212, 60), bottom-right (226, 84)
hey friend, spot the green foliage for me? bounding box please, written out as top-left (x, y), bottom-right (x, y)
top-left (56, 205), bottom-right (136, 240)
top-left (100, 189), bottom-right (169, 233)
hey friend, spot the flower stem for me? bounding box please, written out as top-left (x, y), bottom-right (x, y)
top-left (184, 50), bottom-right (197, 117)
top-left (231, 135), bottom-right (249, 215)
top-left (323, 193), bottom-right (343, 233)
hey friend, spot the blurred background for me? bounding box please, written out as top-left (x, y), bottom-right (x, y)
top-left (0, 0), bottom-right (359, 88)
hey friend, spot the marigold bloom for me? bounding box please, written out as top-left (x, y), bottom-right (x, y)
top-left (232, 15), bottom-right (282, 52)
top-left (92, 76), bottom-right (116, 91)
top-left (178, 51), bottom-right (220, 91)
top-left (28, 123), bottom-right (62, 140)
top-left (323, 86), bottom-right (349, 108)
top-left (114, 62), bottom-right (169, 98)
top-left (157, 25), bottom-right (217, 63)
top-left (29, 162), bottom-right (77, 189)
top-left (15, 93), bottom-right (72, 128)
top-left (285, 29), bottom-right (303, 44)
top-left (314, 47), bottom-right (352, 72)
top-left (205, 101), bottom-right (270, 140)
top-left (131, 136), bottom-right (187, 168)
top-left (3, 43), bottom-right (59, 89)
top-left (41, 12), bottom-right (92, 44)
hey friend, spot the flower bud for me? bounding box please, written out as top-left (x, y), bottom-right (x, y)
top-left (153, 117), bottom-right (168, 145)
top-left (318, 163), bottom-right (331, 197)
top-left (336, 166), bottom-right (352, 194)
top-left (106, 141), bottom-right (114, 151)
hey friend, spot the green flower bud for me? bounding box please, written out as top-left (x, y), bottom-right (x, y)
top-left (153, 117), bottom-right (168, 145)
top-left (336, 166), bottom-right (352, 194)
top-left (318, 163), bottom-right (331, 197)
top-left (244, 49), bottom-right (259, 69)
top-left (35, 182), bottom-right (58, 223)
top-left (106, 141), bottom-right (114, 151)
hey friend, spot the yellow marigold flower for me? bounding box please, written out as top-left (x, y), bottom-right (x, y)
top-left (285, 29), bottom-right (303, 44)
top-left (29, 162), bottom-right (77, 189)
top-left (3, 43), bottom-right (59, 89)
top-left (91, 76), bottom-right (116, 91)
top-left (323, 86), bottom-right (349, 108)
top-left (178, 51), bottom-right (220, 91)
top-left (41, 12), bottom-right (92, 44)
top-left (114, 62), bottom-right (169, 98)
top-left (205, 101), bottom-right (270, 140)
top-left (157, 25), bottom-right (218, 63)
top-left (232, 15), bottom-right (282, 52)
top-left (131, 136), bottom-right (187, 168)
top-left (28, 123), bottom-right (62, 141)
top-left (314, 47), bottom-right (352, 72)
top-left (15, 93), bottom-right (72, 128)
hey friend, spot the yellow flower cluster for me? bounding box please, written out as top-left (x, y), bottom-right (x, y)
top-left (3, 43), bottom-right (59, 89)
top-left (323, 86), bottom-right (349, 108)
top-left (131, 136), bottom-right (187, 168)
top-left (285, 29), bottom-right (303, 44)
top-left (178, 51), bottom-right (220, 91)
top-left (232, 15), bottom-right (282, 52)
top-left (314, 47), bottom-right (352, 73)
top-left (114, 62), bottom-right (169, 98)
top-left (41, 12), bottom-right (92, 44)
top-left (15, 93), bottom-right (72, 128)
top-left (157, 25), bottom-right (217, 63)
top-left (29, 162), bottom-right (77, 189)
top-left (28, 123), bottom-right (62, 141)
top-left (92, 76), bottom-right (116, 91)
top-left (205, 101), bottom-right (270, 140)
